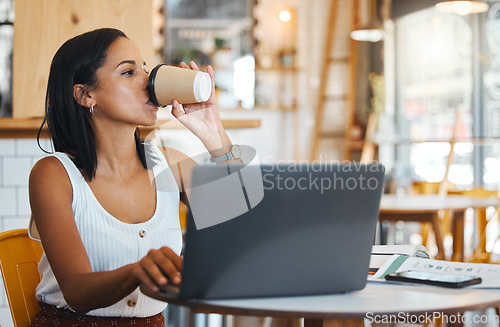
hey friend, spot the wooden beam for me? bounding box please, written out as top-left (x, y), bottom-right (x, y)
top-left (310, 0), bottom-right (340, 161)
top-left (0, 118), bottom-right (261, 139)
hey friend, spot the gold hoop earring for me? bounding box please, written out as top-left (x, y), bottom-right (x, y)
top-left (89, 105), bottom-right (94, 116)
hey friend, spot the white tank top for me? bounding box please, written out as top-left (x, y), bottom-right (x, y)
top-left (31, 145), bottom-right (182, 317)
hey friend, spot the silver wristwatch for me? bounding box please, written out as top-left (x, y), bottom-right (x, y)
top-left (209, 144), bottom-right (241, 163)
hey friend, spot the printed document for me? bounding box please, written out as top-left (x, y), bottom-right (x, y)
top-left (370, 255), bottom-right (500, 288)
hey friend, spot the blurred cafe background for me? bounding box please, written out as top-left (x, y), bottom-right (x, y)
top-left (0, 0), bottom-right (499, 326)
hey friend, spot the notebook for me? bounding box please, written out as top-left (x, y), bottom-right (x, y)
top-left (153, 163), bottom-right (385, 300)
top-left (369, 244), bottom-right (430, 272)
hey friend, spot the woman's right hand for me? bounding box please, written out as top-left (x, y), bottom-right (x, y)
top-left (132, 246), bottom-right (183, 292)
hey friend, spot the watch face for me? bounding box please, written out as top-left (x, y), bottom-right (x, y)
top-left (232, 145), bottom-right (241, 158)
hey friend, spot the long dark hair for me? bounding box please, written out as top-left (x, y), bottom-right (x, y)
top-left (37, 28), bottom-right (146, 181)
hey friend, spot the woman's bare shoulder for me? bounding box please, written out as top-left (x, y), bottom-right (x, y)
top-left (29, 156), bottom-right (71, 192)
top-left (31, 155), bottom-right (66, 176)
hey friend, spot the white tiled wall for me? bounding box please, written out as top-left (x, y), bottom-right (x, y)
top-left (0, 138), bottom-right (51, 327)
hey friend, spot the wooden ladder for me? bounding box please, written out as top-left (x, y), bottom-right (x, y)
top-left (310, 0), bottom-right (360, 161)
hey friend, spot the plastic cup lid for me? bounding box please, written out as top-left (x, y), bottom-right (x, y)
top-left (193, 72), bottom-right (211, 102)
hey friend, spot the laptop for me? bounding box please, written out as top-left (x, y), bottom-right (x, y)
top-left (151, 163), bottom-right (384, 300)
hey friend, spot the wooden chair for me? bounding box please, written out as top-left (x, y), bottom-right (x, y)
top-left (0, 229), bottom-right (43, 327)
top-left (409, 181), bottom-right (456, 251)
top-left (179, 201), bottom-right (188, 231)
top-left (410, 181), bottom-right (443, 247)
top-left (448, 188), bottom-right (499, 263)
top-left (380, 181), bottom-right (448, 260)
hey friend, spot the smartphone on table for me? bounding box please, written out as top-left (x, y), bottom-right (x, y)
top-left (385, 270), bottom-right (482, 288)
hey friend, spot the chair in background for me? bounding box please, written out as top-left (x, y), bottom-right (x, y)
top-left (410, 181), bottom-right (439, 245)
top-left (0, 228), bottom-right (43, 327)
top-left (179, 202), bottom-right (188, 232)
top-left (448, 188), bottom-right (499, 263)
top-left (410, 181), bottom-right (455, 252)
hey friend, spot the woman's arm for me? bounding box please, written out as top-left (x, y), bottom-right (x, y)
top-left (159, 146), bottom-right (196, 207)
top-left (29, 157), bottom-right (181, 313)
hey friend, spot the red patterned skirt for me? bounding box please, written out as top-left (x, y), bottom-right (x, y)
top-left (31, 302), bottom-right (165, 327)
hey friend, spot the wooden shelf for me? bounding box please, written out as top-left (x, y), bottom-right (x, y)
top-left (255, 66), bottom-right (300, 73)
top-left (0, 118), bottom-right (261, 139)
top-left (141, 119), bottom-right (261, 134)
top-left (0, 118), bottom-right (49, 138)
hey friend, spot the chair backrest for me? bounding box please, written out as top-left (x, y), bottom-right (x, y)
top-left (0, 229), bottom-right (43, 327)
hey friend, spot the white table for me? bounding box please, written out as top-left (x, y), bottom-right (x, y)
top-left (142, 282), bottom-right (500, 326)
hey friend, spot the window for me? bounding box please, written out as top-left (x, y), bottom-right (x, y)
top-left (394, 4), bottom-right (500, 190)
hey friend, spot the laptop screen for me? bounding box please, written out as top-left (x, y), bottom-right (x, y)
top-left (180, 163), bottom-right (385, 299)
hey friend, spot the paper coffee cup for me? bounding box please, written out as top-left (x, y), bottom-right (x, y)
top-left (147, 64), bottom-right (211, 107)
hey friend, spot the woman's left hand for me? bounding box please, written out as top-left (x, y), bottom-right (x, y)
top-left (171, 61), bottom-right (228, 153)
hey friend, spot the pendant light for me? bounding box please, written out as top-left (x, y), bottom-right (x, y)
top-left (350, 0), bottom-right (384, 42)
top-left (435, 0), bottom-right (489, 16)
